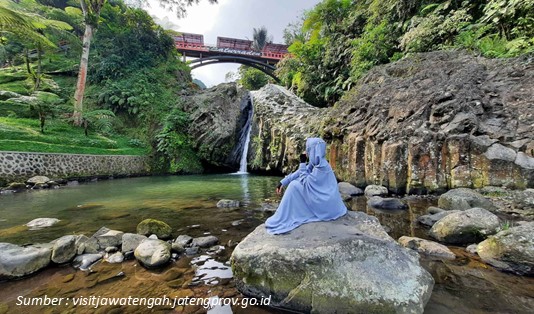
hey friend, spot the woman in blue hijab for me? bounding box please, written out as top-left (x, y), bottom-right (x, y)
top-left (265, 137), bottom-right (347, 234)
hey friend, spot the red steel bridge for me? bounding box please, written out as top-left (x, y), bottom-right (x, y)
top-left (174, 33), bottom-right (289, 80)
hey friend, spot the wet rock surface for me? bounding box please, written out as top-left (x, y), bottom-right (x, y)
top-left (438, 188), bottom-right (496, 211)
top-left (134, 239), bottom-right (171, 268)
top-left (477, 221), bottom-right (534, 276)
top-left (231, 211), bottom-right (434, 313)
top-left (399, 236), bottom-right (455, 259)
top-left (367, 196), bottom-right (408, 210)
top-left (430, 208), bottom-right (500, 244)
top-left (0, 243), bottom-right (51, 279)
top-left (136, 219), bottom-right (172, 239)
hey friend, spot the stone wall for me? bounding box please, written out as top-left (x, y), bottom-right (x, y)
top-left (0, 151), bottom-right (149, 184)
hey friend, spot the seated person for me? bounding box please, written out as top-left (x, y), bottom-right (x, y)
top-left (265, 137), bottom-right (347, 234)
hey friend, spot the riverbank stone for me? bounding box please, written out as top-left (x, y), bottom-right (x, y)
top-left (417, 210), bottom-right (460, 227)
top-left (26, 176), bottom-right (50, 185)
top-left (72, 253), bottom-right (103, 270)
top-left (217, 199), bottom-right (240, 208)
top-left (136, 219), bottom-right (172, 239)
top-left (134, 239), bottom-right (171, 268)
top-left (231, 211), bottom-right (434, 313)
top-left (51, 235), bottom-right (77, 264)
top-left (0, 243), bottom-right (52, 279)
top-left (338, 182), bottom-right (363, 200)
top-left (364, 185), bottom-right (389, 197)
top-left (96, 230), bottom-right (123, 248)
top-left (438, 188), bottom-right (496, 211)
top-left (367, 196), bottom-right (408, 210)
top-left (175, 235), bottom-right (193, 247)
top-left (122, 233), bottom-right (147, 253)
top-left (398, 236), bottom-right (455, 259)
top-left (25, 218), bottom-right (60, 230)
top-left (430, 208), bottom-right (500, 244)
top-left (477, 221), bottom-right (534, 276)
top-left (192, 236), bottom-right (219, 248)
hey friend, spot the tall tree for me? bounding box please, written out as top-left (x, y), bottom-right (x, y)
top-left (72, 0), bottom-right (217, 125)
top-left (251, 26), bottom-right (272, 51)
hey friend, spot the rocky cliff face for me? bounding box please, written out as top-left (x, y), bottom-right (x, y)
top-left (250, 51), bottom-right (533, 193)
top-left (181, 83), bottom-right (250, 170)
top-left (248, 85), bottom-right (323, 174)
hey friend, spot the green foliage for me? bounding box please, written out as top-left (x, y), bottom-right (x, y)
top-left (277, 0), bottom-right (534, 106)
top-left (238, 66), bottom-right (270, 91)
top-left (0, 116), bottom-right (146, 155)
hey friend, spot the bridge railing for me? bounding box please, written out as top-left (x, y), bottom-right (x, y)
top-left (175, 42), bottom-right (209, 52)
top-left (176, 42), bottom-right (288, 60)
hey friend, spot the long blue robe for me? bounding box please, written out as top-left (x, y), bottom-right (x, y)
top-left (265, 138), bottom-right (347, 234)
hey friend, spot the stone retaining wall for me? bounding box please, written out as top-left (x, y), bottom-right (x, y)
top-left (0, 151), bottom-right (149, 184)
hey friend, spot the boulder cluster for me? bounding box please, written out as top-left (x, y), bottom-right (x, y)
top-left (0, 218), bottom-right (221, 280)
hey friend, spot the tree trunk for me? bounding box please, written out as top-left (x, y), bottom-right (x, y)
top-left (24, 48), bottom-right (31, 74)
top-left (35, 44), bottom-right (42, 91)
top-left (73, 22), bottom-right (94, 126)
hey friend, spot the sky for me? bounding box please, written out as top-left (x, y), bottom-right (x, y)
top-left (145, 0), bottom-right (321, 87)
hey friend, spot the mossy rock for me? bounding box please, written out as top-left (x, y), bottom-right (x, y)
top-left (136, 219), bottom-right (172, 239)
top-left (0, 71), bottom-right (27, 84)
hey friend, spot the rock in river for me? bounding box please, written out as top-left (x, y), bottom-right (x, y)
top-left (217, 199), bottom-right (240, 208)
top-left (398, 236), bottom-right (455, 259)
top-left (192, 236), bottom-right (219, 248)
top-left (364, 185), bottom-right (389, 197)
top-left (231, 211), bottom-right (434, 313)
top-left (0, 243), bottom-right (52, 279)
top-left (430, 208), bottom-right (500, 244)
top-left (417, 210), bottom-right (460, 227)
top-left (134, 239), bottom-right (171, 268)
top-left (477, 221), bottom-right (534, 276)
top-left (25, 218), bottom-right (60, 230)
top-left (438, 188), bottom-right (496, 211)
top-left (367, 196), bottom-right (408, 210)
top-left (136, 219), bottom-right (172, 239)
top-left (51, 235), bottom-right (77, 264)
top-left (121, 233), bottom-right (147, 253)
top-left (338, 182), bottom-right (363, 200)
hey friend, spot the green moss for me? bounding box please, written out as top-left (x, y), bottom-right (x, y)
top-left (136, 219), bottom-right (172, 239)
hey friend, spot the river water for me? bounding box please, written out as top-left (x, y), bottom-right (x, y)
top-left (0, 175), bottom-right (532, 313)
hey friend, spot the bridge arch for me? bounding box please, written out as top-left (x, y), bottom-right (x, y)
top-left (189, 56), bottom-right (279, 82)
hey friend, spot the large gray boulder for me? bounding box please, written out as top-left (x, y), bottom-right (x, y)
top-left (134, 239), bottom-right (171, 268)
top-left (477, 221), bottom-right (534, 276)
top-left (121, 233), bottom-right (147, 253)
top-left (0, 243), bottom-right (51, 279)
top-left (51, 235), bottom-right (77, 263)
top-left (438, 188), bottom-right (496, 211)
top-left (231, 211), bottom-right (434, 313)
top-left (430, 208), bottom-right (500, 244)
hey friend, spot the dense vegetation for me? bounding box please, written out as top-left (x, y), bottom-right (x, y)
top-left (0, 0), bottom-right (204, 173)
top-left (277, 0), bottom-right (534, 106)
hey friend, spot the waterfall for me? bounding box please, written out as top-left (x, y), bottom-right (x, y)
top-left (237, 96), bottom-right (253, 174)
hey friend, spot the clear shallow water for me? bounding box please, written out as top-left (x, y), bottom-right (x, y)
top-left (0, 174), bottom-right (279, 244)
top-left (0, 175), bottom-right (533, 314)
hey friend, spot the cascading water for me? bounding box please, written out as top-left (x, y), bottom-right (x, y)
top-left (237, 95), bottom-right (253, 174)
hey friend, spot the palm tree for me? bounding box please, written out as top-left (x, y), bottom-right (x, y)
top-left (251, 26), bottom-right (272, 51)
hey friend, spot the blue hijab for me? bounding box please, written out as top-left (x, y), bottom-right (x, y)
top-left (265, 138), bottom-right (347, 234)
